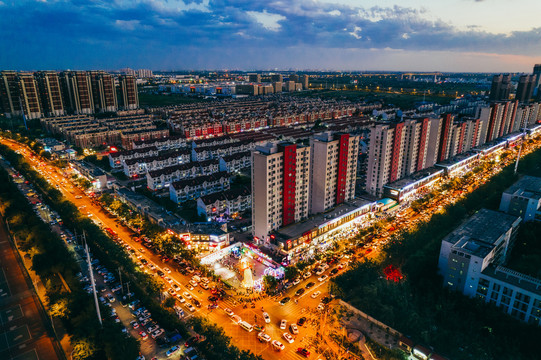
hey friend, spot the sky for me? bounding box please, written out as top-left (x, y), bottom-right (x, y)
top-left (1, 0), bottom-right (541, 72)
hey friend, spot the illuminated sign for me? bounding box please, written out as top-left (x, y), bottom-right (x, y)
top-left (390, 190), bottom-right (399, 195)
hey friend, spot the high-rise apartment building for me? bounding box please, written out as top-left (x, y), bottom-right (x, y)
top-left (310, 132), bottom-right (359, 214)
top-left (270, 74), bottom-right (283, 83)
top-left (18, 72), bottom-right (42, 120)
top-left (533, 64), bottom-right (541, 94)
top-left (60, 71), bottom-right (94, 114)
top-left (289, 74), bottom-right (299, 83)
top-left (137, 69), bottom-right (153, 78)
top-left (119, 75), bottom-right (139, 110)
top-left (89, 70), bottom-right (118, 113)
top-left (0, 71), bottom-right (42, 119)
top-left (36, 71), bottom-right (65, 117)
top-left (248, 73), bottom-right (261, 83)
top-left (489, 74), bottom-right (512, 101)
top-left (252, 142), bottom-right (311, 243)
top-left (365, 117), bottom-right (442, 196)
top-left (300, 74), bottom-right (309, 90)
top-left (515, 75), bottom-right (537, 103)
top-left (0, 70), bottom-right (23, 118)
top-left (485, 101), bottom-right (517, 143)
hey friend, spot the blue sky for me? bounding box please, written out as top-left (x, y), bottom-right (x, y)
top-left (1, 0), bottom-right (541, 72)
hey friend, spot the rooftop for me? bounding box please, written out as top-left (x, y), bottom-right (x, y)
top-left (482, 265), bottom-right (541, 296)
top-left (503, 175), bottom-right (541, 201)
top-left (276, 198), bottom-right (373, 240)
top-left (385, 166), bottom-right (444, 191)
top-left (443, 208), bottom-right (521, 258)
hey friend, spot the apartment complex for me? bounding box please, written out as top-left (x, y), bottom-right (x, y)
top-left (438, 208), bottom-right (541, 326)
top-left (252, 142), bottom-right (311, 242)
top-left (366, 101), bottom-right (541, 197)
top-left (41, 114), bottom-right (166, 148)
top-left (0, 70), bottom-right (139, 119)
top-left (310, 132), bottom-right (359, 213)
top-left (366, 117), bottom-right (442, 197)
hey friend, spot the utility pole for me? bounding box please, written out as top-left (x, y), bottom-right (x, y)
top-left (85, 239), bottom-right (102, 327)
top-left (514, 128), bottom-right (527, 175)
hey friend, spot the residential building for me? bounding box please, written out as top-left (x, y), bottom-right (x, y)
top-left (60, 71), bottom-right (94, 114)
top-left (516, 74), bottom-right (537, 103)
top-left (146, 162), bottom-right (201, 191)
top-left (218, 151), bottom-right (252, 173)
top-left (0, 70), bottom-right (22, 118)
top-left (89, 70), bottom-right (118, 113)
top-left (108, 146), bottom-right (159, 168)
top-left (36, 71), bottom-right (65, 117)
top-left (499, 176), bottom-right (541, 222)
top-left (270, 74), bottom-right (283, 83)
top-left (309, 132), bottom-right (359, 214)
top-left (248, 74), bottom-right (261, 83)
top-left (18, 72), bottom-right (42, 120)
top-left (438, 208), bottom-right (541, 326)
top-left (251, 142), bottom-right (311, 243)
top-left (131, 135), bottom-right (186, 151)
top-left (119, 75), bottom-right (139, 110)
top-left (365, 117), bottom-right (442, 197)
top-left (123, 149), bottom-right (191, 177)
top-left (300, 75), bottom-right (309, 90)
top-left (489, 74), bottom-right (512, 101)
top-left (169, 171), bottom-right (231, 203)
top-left (197, 187), bottom-right (251, 220)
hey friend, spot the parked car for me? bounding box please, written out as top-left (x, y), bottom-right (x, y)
top-left (165, 345), bottom-right (180, 357)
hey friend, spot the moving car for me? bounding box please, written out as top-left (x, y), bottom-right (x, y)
top-left (282, 332), bottom-right (294, 344)
top-left (318, 275), bottom-right (328, 282)
top-left (263, 312), bottom-right (271, 323)
top-left (280, 319), bottom-right (287, 330)
top-left (297, 317), bottom-right (307, 326)
top-left (224, 308), bottom-right (234, 316)
top-left (305, 282), bottom-right (315, 289)
top-left (186, 303), bottom-right (196, 312)
top-left (311, 291), bottom-right (321, 299)
top-left (257, 332), bottom-right (271, 343)
top-left (280, 297), bottom-right (291, 305)
top-left (289, 323), bottom-right (299, 335)
top-left (297, 348), bottom-right (311, 357)
top-left (295, 288), bottom-right (305, 297)
top-left (183, 292), bottom-right (192, 300)
top-left (272, 340), bottom-right (285, 351)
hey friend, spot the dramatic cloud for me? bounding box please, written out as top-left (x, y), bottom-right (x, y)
top-left (0, 0), bottom-right (540, 70)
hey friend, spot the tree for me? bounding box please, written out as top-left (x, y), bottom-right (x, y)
top-left (263, 275), bottom-right (279, 294)
top-left (284, 266), bottom-right (299, 281)
top-left (72, 340), bottom-right (96, 360)
top-left (163, 296), bottom-right (176, 309)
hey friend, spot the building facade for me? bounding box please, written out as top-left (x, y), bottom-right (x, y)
top-left (252, 142), bottom-right (311, 243)
top-left (309, 132), bottom-right (359, 213)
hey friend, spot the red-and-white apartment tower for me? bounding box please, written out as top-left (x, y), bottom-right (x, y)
top-left (252, 142), bottom-right (311, 243)
top-left (366, 117), bottom-right (442, 197)
top-left (309, 132), bottom-right (359, 214)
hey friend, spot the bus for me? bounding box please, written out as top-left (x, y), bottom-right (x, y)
top-left (239, 321), bottom-right (254, 332)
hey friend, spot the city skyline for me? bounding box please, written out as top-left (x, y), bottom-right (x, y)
top-left (1, 0), bottom-right (541, 72)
